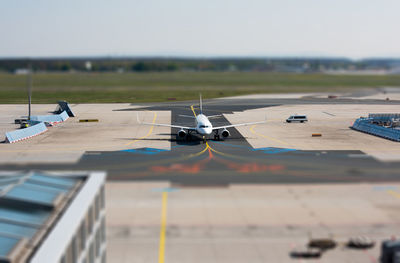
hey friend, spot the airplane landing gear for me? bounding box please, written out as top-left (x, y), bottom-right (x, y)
top-left (213, 130), bottom-right (220, 141)
top-left (184, 130), bottom-right (193, 141)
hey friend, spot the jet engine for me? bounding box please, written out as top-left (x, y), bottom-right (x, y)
top-left (221, 129), bottom-right (230, 138)
top-left (178, 129), bottom-right (187, 138)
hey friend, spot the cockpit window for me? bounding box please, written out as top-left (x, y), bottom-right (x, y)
top-left (199, 125), bottom-right (209, 128)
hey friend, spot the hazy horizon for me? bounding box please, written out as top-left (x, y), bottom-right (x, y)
top-left (1, 54), bottom-right (399, 61)
top-left (1, 0), bottom-right (399, 59)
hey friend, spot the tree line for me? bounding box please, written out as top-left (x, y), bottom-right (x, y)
top-left (0, 57), bottom-right (398, 73)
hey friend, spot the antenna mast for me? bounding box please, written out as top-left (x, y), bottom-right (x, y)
top-left (27, 64), bottom-right (32, 120)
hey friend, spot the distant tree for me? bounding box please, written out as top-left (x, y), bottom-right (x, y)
top-left (60, 62), bottom-right (71, 71)
top-left (166, 63), bottom-right (178, 71)
top-left (132, 62), bottom-right (150, 72)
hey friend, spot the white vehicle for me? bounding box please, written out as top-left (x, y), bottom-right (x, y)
top-left (137, 95), bottom-right (266, 141)
top-left (286, 115), bottom-right (308, 123)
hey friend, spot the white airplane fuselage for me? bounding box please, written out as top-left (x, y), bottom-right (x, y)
top-left (195, 114), bottom-right (213, 135)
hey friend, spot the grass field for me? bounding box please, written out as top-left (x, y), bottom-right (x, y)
top-left (0, 72), bottom-right (399, 103)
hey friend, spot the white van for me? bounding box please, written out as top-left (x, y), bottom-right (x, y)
top-left (286, 115), bottom-right (308, 123)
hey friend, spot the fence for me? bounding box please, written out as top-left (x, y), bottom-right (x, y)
top-left (352, 117), bottom-right (400, 142)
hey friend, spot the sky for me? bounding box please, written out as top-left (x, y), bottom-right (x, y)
top-left (0, 0), bottom-right (399, 59)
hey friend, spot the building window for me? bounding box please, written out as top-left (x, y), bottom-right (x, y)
top-left (101, 217), bottom-right (106, 243)
top-left (95, 227), bottom-right (101, 257)
top-left (76, 226), bottom-right (82, 255)
top-left (100, 184), bottom-right (105, 209)
top-left (95, 194), bottom-right (100, 220)
top-left (89, 242), bottom-right (94, 263)
top-left (71, 237), bottom-right (77, 263)
top-left (101, 251), bottom-right (106, 263)
top-left (80, 221), bottom-right (86, 251)
top-left (87, 205), bottom-right (94, 235)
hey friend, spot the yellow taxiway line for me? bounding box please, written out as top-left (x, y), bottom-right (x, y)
top-left (387, 190), bottom-right (400, 199)
top-left (190, 105), bottom-right (197, 117)
top-left (188, 142), bottom-right (236, 159)
top-left (250, 124), bottom-right (289, 146)
top-left (189, 144), bottom-right (209, 158)
top-left (126, 112), bottom-right (157, 146)
top-left (206, 142), bottom-right (238, 158)
top-left (158, 192), bottom-right (168, 263)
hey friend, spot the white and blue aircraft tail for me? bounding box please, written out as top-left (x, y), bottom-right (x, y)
top-left (137, 95), bottom-right (266, 141)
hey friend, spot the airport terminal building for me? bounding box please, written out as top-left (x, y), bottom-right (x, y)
top-left (0, 171), bottom-right (106, 263)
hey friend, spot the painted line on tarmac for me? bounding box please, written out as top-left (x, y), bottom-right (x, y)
top-left (207, 141), bottom-right (265, 161)
top-left (121, 147), bottom-right (169, 155)
top-left (252, 147), bottom-right (297, 154)
top-left (190, 105), bottom-right (197, 117)
top-left (207, 142), bottom-right (238, 158)
top-left (188, 144), bottom-right (209, 158)
top-left (158, 192), bottom-right (168, 263)
top-left (250, 125), bottom-right (290, 146)
top-left (373, 186), bottom-right (398, 191)
top-left (126, 111), bottom-right (157, 146)
top-left (387, 190), bottom-right (400, 199)
top-left (212, 140), bottom-right (298, 154)
top-left (121, 145), bottom-right (184, 155)
top-left (322, 111), bottom-right (336, 116)
top-left (152, 187), bottom-right (179, 193)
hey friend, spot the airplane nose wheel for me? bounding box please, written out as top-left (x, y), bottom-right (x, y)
top-left (202, 136), bottom-right (206, 143)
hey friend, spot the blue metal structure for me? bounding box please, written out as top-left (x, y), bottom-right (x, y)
top-left (352, 114), bottom-right (400, 142)
top-left (380, 239), bottom-right (400, 263)
top-left (5, 110), bottom-right (71, 143)
top-left (0, 235), bottom-right (22, 259)
top-left (0, 172), bottom-right (82, 262)
top-left (55, 100), bottom-right (75, 117)
top-left (30, 110), bottom-right (69, 124)
top-left (5, 122), bottom-right (48, 143)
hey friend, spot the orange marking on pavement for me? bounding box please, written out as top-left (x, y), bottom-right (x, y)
top-left (208, 147), bottom-right (214, 159)
top-left (150, 155), bottom-right (212, 174)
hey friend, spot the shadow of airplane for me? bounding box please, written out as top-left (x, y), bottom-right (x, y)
top-left (119, 134), bottom-right (248, 146)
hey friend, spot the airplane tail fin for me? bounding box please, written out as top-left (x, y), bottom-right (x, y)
top-left (199, 94), bottom-right (203, 114)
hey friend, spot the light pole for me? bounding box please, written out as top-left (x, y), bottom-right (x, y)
top-left (27, 63), bottom-right (32, 120)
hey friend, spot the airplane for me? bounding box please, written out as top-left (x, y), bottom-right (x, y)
top-left (137, 95), bottom-right (266, 141)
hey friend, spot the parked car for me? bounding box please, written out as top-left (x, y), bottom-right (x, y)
top-left (286, 115), bottom-right (308, 123)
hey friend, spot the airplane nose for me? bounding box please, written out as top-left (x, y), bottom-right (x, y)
top-left (197, 128), bottom-right (212, 135)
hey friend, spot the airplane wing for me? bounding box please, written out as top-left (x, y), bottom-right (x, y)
top-left (212, 119), bottom-right (267, 130)
top-left (137, 113), bottom-right (195, 130)
top-left (178, 114), bottom-right (196, 119)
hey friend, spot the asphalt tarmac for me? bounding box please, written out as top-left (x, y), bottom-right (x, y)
top-left (2, 96), bottom-right (400, 185)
